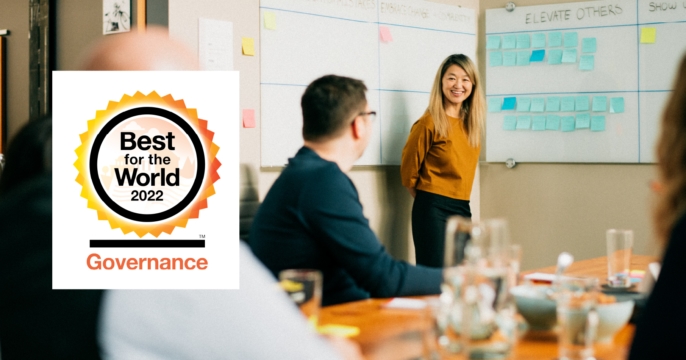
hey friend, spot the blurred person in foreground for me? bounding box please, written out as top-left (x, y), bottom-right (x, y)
top-left (629, 54), bottom-right (686, 359)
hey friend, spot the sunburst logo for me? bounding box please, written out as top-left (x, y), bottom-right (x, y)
top-left (74, 91), bottom-right (221, 237)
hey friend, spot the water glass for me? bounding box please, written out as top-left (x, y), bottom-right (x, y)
top-left (279, 269), bottom-right (322, 329)
top-left (606, 229), bottom-right (633, 288)
top-left (555, 277), bottom-right (599, 360)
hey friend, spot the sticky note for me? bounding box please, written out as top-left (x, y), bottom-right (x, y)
top-left (517, 51), bottom-right (531, 66)
top-left (576, 113), bottom-right (591, 129)
top-left (490, 52), bottom-right (503, 67)
top-left (517, 97), bottom-right (531, 112)
top-left (546, 97), bottom-right (561, 112)
top-left (532, 33), bottom-right (546, 48)
top-left (591, 115), bottom-right (606, 131)
top-left (488, 98), bottom-right (502, 113)
top-left (487, 36), bottom-right (501, 49)
top-left (610, 97), bottom-right (625, 113)
top-left (503, 52), bottom-right (517, 66)
top-left (562, 49), bottom-right (577, 63)
top-left (502, 97), bottom-right (516, 110)
top-left (561, 97), bottom-right (575, 112)
top-left (532, 116), bottom-right (547, 131)
top-left (582, 38), bottom-right (596, 53)
top-left (579, 55), bottom-right (594, 71)
top-left (379, 26), bottom-right (393, 42)
top-left (530, 49), bottom-right (545, 62)
top-left (561, 116), bottom-right (575, 132)
top-left (549, 32), bottom-right (563, 47)
top-left (546, 115), bottom-right (561, 130)
top-left (516, 115), bottom-right (532, 129)
top-left (264, 12), bottom-right (276, 30)
top-left (548, 49), bottom-right (563, 65)
top-left (564, 32), bottom-right (578, 47)
top-left (517, 34), bottom-right (530, 49)
top-left (641, 28), bottom-right (656, 44)
top-left (503, 115), bottom-right (517, 130)
top-left (242, 37), bottom-right (255, 56)
top-left (531, 98), bottom-right (545, 112)
top-left (592, 96), bottom-right (607, 112)
top-left (243, 109), bottom-right (256, 128)
top-left (575, 96), bottom-right (590, 111)
top-left (317, 324), bottom-right (360, 338)
top-left (503, 35), bottom-right (517, 49)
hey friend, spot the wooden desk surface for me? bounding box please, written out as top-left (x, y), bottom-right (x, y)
top-left (319, 255), bottom-right (656, 360)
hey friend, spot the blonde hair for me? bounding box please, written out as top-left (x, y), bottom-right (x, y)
top-left (426, 54), bottom-right (485, 147)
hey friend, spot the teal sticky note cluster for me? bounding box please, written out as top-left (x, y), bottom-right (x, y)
top-left (517, 34), bottom-right (530, 49)
top-left (532, 116), bottom-right (547, 130)
top-left (530, 49), bottom-right (545, 62)
top-left (548, 49), bottom-right (563, 65)
top-left (503, 116), bottom-right (517, 130)
top-left (592, 96), bottom-right (607, 112)
top-left (561, 97), bottom-right (575, 112)
top-left (517, 97), bottom-right (532, 112)
top-left (502, 97), bottom-right (516, 110)
top-left (503, 35), bottom-right (516, 49)
top-left (575, 96), bottom-right (590, 111)
top-left (562, 49), bottom-right (577, 63)
top-left (591, 115), bottom-right (606, 131)
top-left (561, 116), bottom-right (576, 132)
top-left (487, 36), bottom-right (501, 50)
top-left (546, 97), bottom-right (561, 111)
top-left (576, 113), bottom-right (591, 128)
top-left (564, 32), bottom-right (578, 47)
top-left (582, 38), bottom-right (596, 53)
top-left (503, 52), bottom-right (517, 66)
top-left (546, 115), bottom-right (560, 130)
top-left (517, 51), bottom-right (531, 66)
top-left (579, 55), bottom-right (594, 71)
top-left (549, 32), bottom-right (563, 47)
top-left (610, 97), bottom-right (625, 113)
top-left (488, 98), bottom-right (502, 112)
top-left (531, 98), bottom-right (545, 112)
top-left (516, 116), bottom-right (532, 129)
top-left (532, 33), bottom-right (546, 48)
top-left (490, 52), bottom-right (503, 67)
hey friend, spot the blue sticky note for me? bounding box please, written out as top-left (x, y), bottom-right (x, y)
top-left (532, 33), bottom-right (546, 48)
top-left (576, 113), bottom-right (591, 129)
top-left (503, 35), bottom-right (516, 49)
top-left (592, 96), bottom-right (607, 112)
top-left (549, 32), bottom-right (563, 47)
top-left (502, 97), bottom-right (516, 110)
top-left (591, 115), bottom-right (606, 131)
top-left (548, 49), bottom-right (563, 65)
top-left (575, 96), bottom-right (590, 112)
top-left (610, 97), bottom-right (625, 113)
top-left (561, 97), bottom-right (575, 112)
top-left (561, 116), bottom-right (576, 132)
top-left (488, 98), bottom-right (502, 113)
top-left (564, 32), bottom-right (578, 47)
top-left (579, 55), bottom-right (594, 71)
top-left (562, 49), bottom-right (577, 63)
top-left (516, 116), bottom-right (532, 129)
top-left (517, 34), bottom-right (530, 49)
top-left (532, 116), bottom-right (546, 131)
top-left (546, 115), bottom-right (561, 130)
top-left (517, 97), bottom-right (531, 112)
top-left (517, 51), bottom-right (531, 66)
top-left (487, 36), bottom-right (501, 50)
top-left (503, 52), bottom-right (517, 66)
top-left (546, 97), bottom-right (561, 112)
top-left (530, 49), bottom-right (545, 62)
top-left (582, 38), bottom-right (596, 53)
top-left (490, 52), bottom-right (503, 67)
top-left (531, 98), bottom-right (545, 112)
top-left (503, 116), bottom-right (517, 130)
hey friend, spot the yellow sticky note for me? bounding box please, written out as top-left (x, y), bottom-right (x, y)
top-left (640, 28), bottom-right (656, 44)
top-left (317, 324), bottom-right (360, 338)
top-left (264, 12), bottom-right (276, 30)
top-left (242, 37), bottom-right (255, 56)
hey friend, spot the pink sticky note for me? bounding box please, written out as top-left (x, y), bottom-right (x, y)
top-left (243, 109), bottom-right (255, 128)
top-left (379, 26), bottom-right (393, 43)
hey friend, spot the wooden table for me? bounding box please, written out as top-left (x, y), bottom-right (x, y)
top-left (319, 255), bottom-right (656, 360)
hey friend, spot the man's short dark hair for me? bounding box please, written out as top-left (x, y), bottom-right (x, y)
top-left (301, 75), bottom-right (367, 142)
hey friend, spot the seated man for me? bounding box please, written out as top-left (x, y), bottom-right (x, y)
top-left (250, 75), bottom-right (442, 306)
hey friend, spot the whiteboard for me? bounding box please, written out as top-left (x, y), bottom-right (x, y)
top-left (260, 0), bottom-right (476, 166)
top-left (485, 0), bottom-right (686, 163)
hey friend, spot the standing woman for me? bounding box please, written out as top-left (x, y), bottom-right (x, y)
top-left (400, 54), bottom-right (485, 268)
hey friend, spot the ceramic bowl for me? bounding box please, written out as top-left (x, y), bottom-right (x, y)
top-left (595, 300), bottom-right (635, 343)
top-left (510, 285), bottom-right (557, 330)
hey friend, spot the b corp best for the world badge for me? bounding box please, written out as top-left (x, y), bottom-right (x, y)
top-left (53, 72), bottom-right (238, 289)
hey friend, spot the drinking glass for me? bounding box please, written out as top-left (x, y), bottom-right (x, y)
top-left (279, 269), bottom-right (322, 330)
top-left (555, 277), bottom-right (599, 360)
top-left (606, 229), bottom-right (633, 288)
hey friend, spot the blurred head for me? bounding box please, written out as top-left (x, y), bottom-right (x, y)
top-left (0, 116), bottom-right (52, 195)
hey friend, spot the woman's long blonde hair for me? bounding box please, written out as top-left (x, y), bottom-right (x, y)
top-left (426, 54), bottom-right (485, 147)
top-left (654, 54), bottom-right (686, 243)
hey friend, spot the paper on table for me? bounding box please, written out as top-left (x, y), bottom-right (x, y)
top-left (199, 18), bottom-right (233, 70)
top-left (264, 12), bottom-right (276, 30)
top-left (318, 324), bottom-right (360, 338)
top-left (384, 298), bottom-right (427, 309)
top-left (243, 109), bottom-right (255, 128)
top-left (242, 37), bottom-right (255, 56)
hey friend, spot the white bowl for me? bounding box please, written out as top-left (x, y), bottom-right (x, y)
top-left (595, 300), bottom-right (634, 343)
top-left (511, 285), bottom-right (557, 330)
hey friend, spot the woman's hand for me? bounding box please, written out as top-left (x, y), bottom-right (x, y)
top-left (405, 187), bottom-right (416, 198)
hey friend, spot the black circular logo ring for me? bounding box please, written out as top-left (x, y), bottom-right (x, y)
top-left (89, 107), bottom-right (206, 222)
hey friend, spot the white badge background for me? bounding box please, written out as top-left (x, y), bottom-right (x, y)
top-left (52, 71), bottom-right (239, 289)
